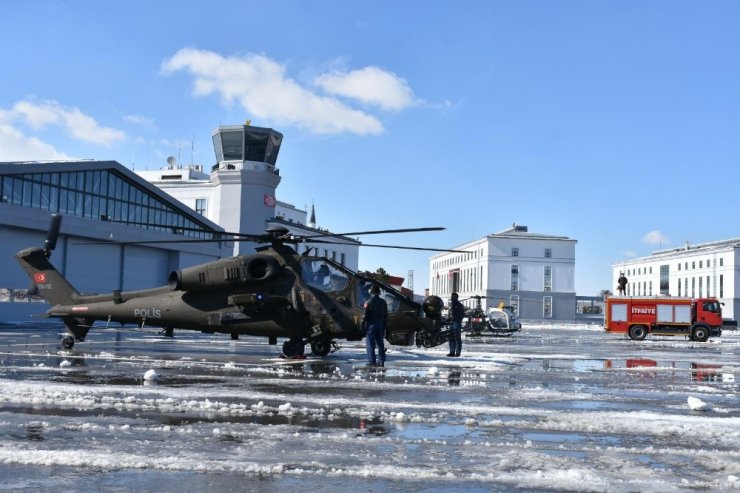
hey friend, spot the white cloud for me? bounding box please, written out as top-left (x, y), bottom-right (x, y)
top-left (161, 48), bottom-right (385, 135)
top-left (313, 66), bottom-right (414, 111)
top-left (621, 250), bottom-right (637, 258)
top-left (11, 100), bottom-right (125, 145)
top-left (124, 114), bottom-right (156, 129)
top-left (0, 124), bottom-right (73, 161)
top-left (642, 230), bottom-right (670, 246)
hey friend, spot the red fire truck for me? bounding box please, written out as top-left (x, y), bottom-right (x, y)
top-left (604, 297), bottom-right (723, 342)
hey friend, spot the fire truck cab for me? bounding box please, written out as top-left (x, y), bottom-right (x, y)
top-left (605, 296), bottom-right (723, 342)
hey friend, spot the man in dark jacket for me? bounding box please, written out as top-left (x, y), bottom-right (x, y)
top-left (448, 292), bottom-right (465, 357)
top-left (363, 285), bottom-right (388, 367)
top-left (617, 273), bottom-right (628, 295)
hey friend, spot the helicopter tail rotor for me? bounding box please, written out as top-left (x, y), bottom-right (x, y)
top-left (44, 214), bottom-right (62, 257)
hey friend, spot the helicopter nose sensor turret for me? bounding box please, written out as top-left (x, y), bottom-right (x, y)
top-left (422, 295), bottom-right (444, 320)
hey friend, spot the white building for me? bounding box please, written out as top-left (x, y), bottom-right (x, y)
top-left (137, 123), bottom-right (359, 269)
top-left (612, 239), bottom-right (740, 320)
top-left (429, 224), bottom-right (577, 321)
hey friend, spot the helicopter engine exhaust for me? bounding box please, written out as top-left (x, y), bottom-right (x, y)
top-left (168, 254), bottom-right (282, 292)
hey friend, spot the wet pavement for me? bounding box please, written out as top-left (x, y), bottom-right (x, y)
top-left (0, 322), bottom-right (737, 492)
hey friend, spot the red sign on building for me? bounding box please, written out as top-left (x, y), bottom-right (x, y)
top-left (264, 194), bottom-right (276, 207)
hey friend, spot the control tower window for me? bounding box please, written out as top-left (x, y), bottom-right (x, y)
top-left (244, 131), bottom-right (268, 162)
top-left (221, 131), bottom-right (243, 161)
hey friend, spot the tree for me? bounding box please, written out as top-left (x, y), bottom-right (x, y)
top-left (359, 267), bottom-right (390, 284)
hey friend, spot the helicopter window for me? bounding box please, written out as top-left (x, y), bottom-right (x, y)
top-left (301, 259), bottom-right (348, 292)
top-left (355, 281), bottom-right (402, 313)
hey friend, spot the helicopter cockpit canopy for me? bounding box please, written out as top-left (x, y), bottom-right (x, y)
top-left (300, 258), bottom-right (349, 292)
top-left (355, 279), bottom-right (402, 313)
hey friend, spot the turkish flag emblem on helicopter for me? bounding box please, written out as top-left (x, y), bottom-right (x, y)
top-left (33, 272), bottom-right (46, 284)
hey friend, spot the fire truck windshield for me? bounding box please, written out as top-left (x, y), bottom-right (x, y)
top-left (702, 301), bottom-right (720, 313)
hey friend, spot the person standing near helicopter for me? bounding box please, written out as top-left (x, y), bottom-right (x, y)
top-left (447, 292), bottom-right (465, 357)
top-left (363, 284), bottom-right (388, 367)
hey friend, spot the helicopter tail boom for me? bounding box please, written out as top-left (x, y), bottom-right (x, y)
top-left (16, 247), bottom-right (80, 307)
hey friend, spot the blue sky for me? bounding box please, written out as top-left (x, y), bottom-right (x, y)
top-left (2, 1), bottom-right (740, 296)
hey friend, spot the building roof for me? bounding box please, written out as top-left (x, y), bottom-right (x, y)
top-left (614, 237), bottom-right (740, 266)
top-left (0, 160), bottom-right (224, 234)
top-left (490, 224), bottom-right (573, 241)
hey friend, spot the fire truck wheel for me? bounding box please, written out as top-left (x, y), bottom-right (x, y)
top-left (691, 326), bottom-right (709, 342)
top-left (628, 325), bottom-right (647, 341)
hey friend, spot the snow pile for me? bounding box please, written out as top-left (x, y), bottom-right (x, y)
top-left (427, 367), bottom-right (439, 376)
top-left (687, 396), bottom-right (711, 411)
top-left (278, 402), bottom-right (292, 412)
top-left (143, 369), bottom-right (158, 382)
top-left (59, 360), bottom-right (72, 368)
top-left (224, 362), bottom-right (236, 370)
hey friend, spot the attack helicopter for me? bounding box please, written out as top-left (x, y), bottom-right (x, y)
top-left (16, 214), bottom-right (453, 357)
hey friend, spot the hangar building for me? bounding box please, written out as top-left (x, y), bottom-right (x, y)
top-left (0, 160), bottom-right (229, 322)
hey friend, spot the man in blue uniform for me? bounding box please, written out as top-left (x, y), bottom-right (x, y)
top-left (363, 285), bottom-right (388, 367)
top-left (448, 292), bottom-right (465, 357)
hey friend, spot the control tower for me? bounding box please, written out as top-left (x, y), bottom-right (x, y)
top-left (211, 123), bottom-right (283, 254)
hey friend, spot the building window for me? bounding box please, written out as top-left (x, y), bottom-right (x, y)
top-left (649, 281), bottom-right (652, 296)
top-left (0, 170), bottom-right (216, 240)
top-left (510, 295), bottom-right (519, 316)
top-left (659, 264), bottom-right (669, 295)
top-left (684, 278), bottom-right (688, 298)
top-left (678, 263), bottom-right (681, 271)
top-left (195, 198), bottom-right (207, 215)
top-left (691, 278), bottom-right (695, 298)
top-left (707, 275), bottom-right (710, 297)
top-left (511, 247), bottom-right (519, 257)
top-left (720, 258), bottom-right (724, 267)
top-left (678, 278), bottom-right (681, 296)
top-left (511, 265), bottom-right (519, 291)
top-left (699, 260), bottom-right (703, 269)
top-left (699, 276), bottom-right (703, 297)
top-left (543, 296), bottom-right (552, 318)
top-left (544, 266), bottom-right (552, 292)
top-left (545, 248), bottom-right (552, 258)
top-left (720, 275), bottom-right (724, 298)
top-left (692, 261), bottom-right (695, 269)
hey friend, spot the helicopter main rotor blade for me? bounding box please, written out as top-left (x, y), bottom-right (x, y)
top-left (329, 240), bottom-right (469, 253)
top-left (74, 236), bottom-right (264, 246)
top-left (299, 226), bottom-right (445, 239)
top-left (103, 219), bottom-right (260, 238)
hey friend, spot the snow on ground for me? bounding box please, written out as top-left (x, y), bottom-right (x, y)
top-left (0, 323), bottom-right (737, 492)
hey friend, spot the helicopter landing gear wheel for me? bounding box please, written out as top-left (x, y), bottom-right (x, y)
top-left (62, 336), bottom-right (75, 350)
top-left (310, 338), bottom-right (332, 357)
top-left (415, 331), bottom-right (434, 348)
top-left (282, 338), bottom-right (305, 358)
